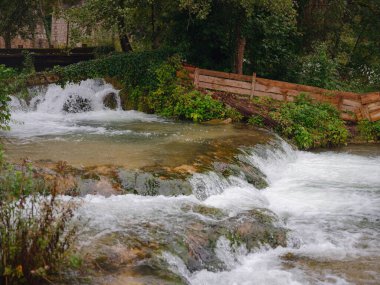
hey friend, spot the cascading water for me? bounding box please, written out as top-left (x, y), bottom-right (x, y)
top-left (71, 139), bottom-right (380, 285)
top-left (3, 80), bottom-right (380, 284)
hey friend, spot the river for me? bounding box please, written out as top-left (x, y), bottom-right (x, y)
top-left (2, 80), bottom-right (380, 285)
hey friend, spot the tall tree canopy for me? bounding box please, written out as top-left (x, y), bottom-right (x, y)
top-left (0, 0), bottom-right (39, 48)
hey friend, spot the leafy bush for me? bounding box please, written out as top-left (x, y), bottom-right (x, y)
top-left (0, 65), bottom-right (15, 130)
top-left (358, 120), bottom-right (380, 141)
top-left (53, 51), bottom-right (235, 123)
top-left (248, 115), bottom-right (265, 127)
top-left (270, 94), bottom-right (348, 149)
top-left (53, 48), bottom-right (176, 90)
top-left (0, 154), bottom-right (78, 285)
top-left (299, 43), bottom-right (340, 90)
top-left (146, 57), bottom-right (228, 122)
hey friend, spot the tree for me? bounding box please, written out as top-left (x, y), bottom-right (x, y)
top-left (66, 0), bottom-right (138, 52)
top-left (0, 0), bottom-right (39, 48)
top-left (179, 0), bottom-right (296, 74)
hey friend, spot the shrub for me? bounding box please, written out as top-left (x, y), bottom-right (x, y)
top-left (0, 65), bottom-right (14, 130)
top-left (270, 94), bottom-right (348, 149)
top-left (358, 120), bottom-right (380, 141)
top-left (0, 154), bottom-right (78, 285)
top-left (299, 43), bottom-right (340, 90)
top-left (53, 48), bottom-right (176, 90)
top-left (248, 115), bottom-right (265, 127)
top-left (146, 58), bottom-right (228, 122)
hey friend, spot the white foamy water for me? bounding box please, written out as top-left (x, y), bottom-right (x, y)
top-left (72, 140), bottom-right (380, 284)
top-left (4, 80), bottom-right (380, 284)
top-left (6, 79), bottom-right (164, 140)
top-left (180, 141), bottom-right (380, 285)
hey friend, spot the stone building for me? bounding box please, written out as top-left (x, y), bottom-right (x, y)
top-left (0, 16), bottom-right (72, 49)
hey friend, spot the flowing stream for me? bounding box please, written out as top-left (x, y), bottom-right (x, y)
top-left (2, 80), bottom-right (380, 284)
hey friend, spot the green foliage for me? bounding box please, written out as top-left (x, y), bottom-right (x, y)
top-left (53, 49), bottom-right (176, 89)
top-left (55, 52), bottom-right (231, 122)
top-left (270, 94), bottom-right (348, 149)
top-left (22, 51), bottom-right (36, 74)
top-left (358, 120), bottom-right (380, 141)
top-left (147, 57), bottom-right (228, 122)
top-left (248, 115), bottom-right (264, 127)
top-left (299, 44), bottom-right (340, 90)
top-left (0, 156), bottom-right (78, 285)
top-left (0, 65), bottom-right (15, 130)
top-left (0, 0), bottom-right (40, 48)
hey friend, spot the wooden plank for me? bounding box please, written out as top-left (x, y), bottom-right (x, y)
top-left (257, 77), bottom-right (328, 94)
top-left (367, 102), bottom-right (380, 112)
top-left (257, 77), bottom-right (360, 100)
top-left (338, 92), bottom-right (361, 100)
top-left (199, 75), bottom-right (252, 90)
top-left (184, 65), bottom-right (196, 73)
top-left (361, 93), bottom-right (380, 105)
top-left (370, 110), bottom-right (380, 121)
top-left (340, 104), bottom-right (360, 113)
top-left (340, 112), bottom-right (357, 122)
top-left (341, 99), bottom-right (362, 108)
top-left (199, 68), bottom-right (252, 82)
top-left (194, 68), bottom-right (200, 88)
top-left (253, 90), bottom-right (285, 101)
top-left (199, 82), bottom-right (251, 96)
top-left (355, 110), bottom-right (363, 121)
top-left (360, 106), bottom-right (371, 120)
top-left (250, 73), bottom-right (256, 100)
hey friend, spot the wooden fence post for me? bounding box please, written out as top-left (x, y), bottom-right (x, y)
top-left (250, 73), bottom-right (257, 100)
top-left (194, 68), bottom-right (200, 88)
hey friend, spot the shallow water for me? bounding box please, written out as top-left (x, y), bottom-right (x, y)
top-left (3, 80), bottom-right (380, 284)
top-left (3, 80), bottom-right (270, 168)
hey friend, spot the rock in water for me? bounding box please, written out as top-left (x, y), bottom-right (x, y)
top-left (103, 92), bottom-right (118, 110)
top-left (62, 94), bottom-right (93, 113)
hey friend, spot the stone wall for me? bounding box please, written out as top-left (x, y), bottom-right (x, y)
top-left (0, 23), bottom-right (50, 48)
top-left (0, 17), bottom-right (70, 49)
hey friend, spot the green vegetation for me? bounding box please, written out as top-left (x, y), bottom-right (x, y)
top-left (54, 52), bottom-right (232, 122)
top-left (358, 120), bottom-right (380, 142)
top-left (248, 115), bottom-right (265, 128)
top-left (0, 151), bottom-right (78, 285)
top-left (0, 65), bottom-right (13, 130)
top-left (270, 95), bottom-right (348, 149)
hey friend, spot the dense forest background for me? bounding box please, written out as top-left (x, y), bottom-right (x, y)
top-left (1, 0), bottom-right (380, 91)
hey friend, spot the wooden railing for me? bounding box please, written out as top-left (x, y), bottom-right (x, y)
top-left (184, 65), bottom-right (380, 122)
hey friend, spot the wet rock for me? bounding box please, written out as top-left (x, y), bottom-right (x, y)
top-left (202, 118), bottom-right (233, 125)
top-left (63, 94), bottom-right (93, 113)
top-left (31, 98), bottom-right (41, 111)
top-left (103, 92), bottom-right (118, 110)
top-left (78, 177), bottom-right (120, 197)
top-left (213, 160), bottom-right (268, 189)
top-left (178, 209), bottom-right (287, 272)
top-left (118, 170), bottom-right (193, 196)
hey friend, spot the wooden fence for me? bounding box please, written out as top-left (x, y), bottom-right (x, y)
top-left (184, 65), bottom-right (380, 122)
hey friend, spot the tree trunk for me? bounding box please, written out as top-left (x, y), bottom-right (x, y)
top-left (38, 0), bottom-right (51, 46)
top-left (234, 36), bottom-right (246, 74)
top-left (233, 21), bottom-right (246, 75)
top-left (4, 32), bottom-right (11, 49)
top-left (151, 2), bottom-right (157, 49)
top-left (117, 17), bottom-right (133, 52)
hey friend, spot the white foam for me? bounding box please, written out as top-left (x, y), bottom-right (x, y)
top-left (4, 79), bottom-right (164, 140)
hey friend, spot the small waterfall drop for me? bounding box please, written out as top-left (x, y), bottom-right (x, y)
top-left (17, 79), bottom-right (122, 113)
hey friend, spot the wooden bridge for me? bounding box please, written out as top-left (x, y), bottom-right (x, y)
top-left (0, 48), bottom-right (104, 71)
top-left (184, 65), bottom-right (380, 122)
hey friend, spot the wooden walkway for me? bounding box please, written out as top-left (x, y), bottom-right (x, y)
top-left (184, 65), bottom-right (380, 122)
top-left (0, 48), bottom-right (99, 71)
